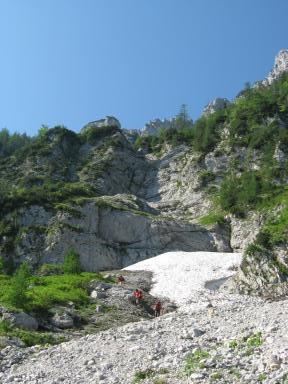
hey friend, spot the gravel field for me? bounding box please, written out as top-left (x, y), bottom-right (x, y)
top-left (1, 252), bottom-right (288, 384)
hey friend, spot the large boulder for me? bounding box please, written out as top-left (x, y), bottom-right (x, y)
top-left (0, 336), bottom-right (25, 348)
top-left (2, 312), bottom-right (38, 331)
top-left (50, 312), bottom-right (74, 329)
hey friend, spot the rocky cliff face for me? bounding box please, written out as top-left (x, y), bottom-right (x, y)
top-left (0, 125), bottom-right (229, 272)
top-left (0, 125), bottom-right (258, 273)
top-left (224, 244), bottom-right (288, 297)
top-left (12, 197), bottom-right (218, 271)
top-left (0, 117), bottom-right (284, 279)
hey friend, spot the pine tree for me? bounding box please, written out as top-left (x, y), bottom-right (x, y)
top-left (8, 262), bottom-right (31, 308)
top-left (175, 104), bottom-right (193, 130)
top-left (63, 248), bottom-right (82, 274)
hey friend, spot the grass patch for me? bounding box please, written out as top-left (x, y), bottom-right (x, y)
top-left (198, 212), bottom-right (225, 226)
top-left (132, 368), bottom-right (169, 383)
top-left (209, 371), bottom-right (222, 381)
top-left (228, 332), bottom-right (263, 356)
top-left (153, 379), bottom-right (167, 384)
top-left (198, 170), bottom-right (215, 187)
top-left (0, 319), bottom-right (65, 347)
top-left (0, 272), bottom-right (111, 313)
top-left (258, 373), bottom-right (267, 382)
top-left (184, 349), bottom-right (209, 376)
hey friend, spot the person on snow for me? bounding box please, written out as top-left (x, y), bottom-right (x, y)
top-left (117, 275), bottom-right (125, 285)
top-left (153, 300), bottom-right (162, 317)
top-left (133, 289), bottom-right (142, 305)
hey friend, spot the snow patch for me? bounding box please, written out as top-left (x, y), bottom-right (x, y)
top-left (124, 251), bottom-right (242, 306)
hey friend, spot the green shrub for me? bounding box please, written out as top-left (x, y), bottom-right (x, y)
top-left (0, 180), bottom-right (97, 215)
top-left (0, 271), bottom-right (107, 313)
top-left (6, 262), bottom-right (31, 309)
top-left (218, 174), bottom-right (239, 212)
top-left (184, 349), bottom-right (209, 376)
top-left (198, 212), bottom-right (225, 226)
top-left (209, 372), bottom-right (222, 381)
top-left (245, 243), bottom-right (265, 257)
top-left (218, 171), bottom-right (263, 216)
top-left (0, 319), bottom-right (13, 333)
top-left (229, 340), bottom-right (238, 350)
top-left (257, 373), bottom-right (267, 382)
top-left (0, 257), bottom-right (4, 274)
top-left (153, 379), bottom-right (167, 384)
top-left (198, 170), bottom-right (215, 187)
top-left (192, 110), bottom-right (225, 153)
top-left (80, 125), bottom-right (119, 145)
top-left (3, 257), bottom-right (16, 276)
top-left (132, 368), bottom-right (168, 383)
top-left (132, 369), bottom-right (155, 383)
top-left (227, 332), bottom-right (263, 357)
top-left (36, 263), bottom-right (63, 276)
top-left (13, 329), bottom-right (65, 346)
top-left (245, 332), bottom-right (263, 348)
top-left (0, 319), bottom-right (65, 347)
top-left (63, 249), bottom-right (82, 275)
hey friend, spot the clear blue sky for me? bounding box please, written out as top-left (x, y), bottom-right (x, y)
top-left (0, 0), bottom-right (287, 135)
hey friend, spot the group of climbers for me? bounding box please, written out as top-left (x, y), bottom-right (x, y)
top-left (116, 274), bottom-right (163, 317)
top-left (133, 288), bottom-right (162, 316)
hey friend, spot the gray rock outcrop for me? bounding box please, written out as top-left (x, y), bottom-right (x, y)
top-left (14, 197), bottom-right (218, 271)
top-left (254, 49), bottom-right (288, 88)
top-left (50, 313), bottom-right (74, 329)
top-left (141, 118), bottom-right (175, 136)
top-left (263, 49), bottom-right (288, 86)
top-left (82, 116), bottom-right (121, 130)
top-left (225, 245), bottom-right (288, 297)
top-left (202, 98), bottom-right (231, 117)
top-left (2, 312), bottom-right (38, 331)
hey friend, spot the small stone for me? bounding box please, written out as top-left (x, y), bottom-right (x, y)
top-left (269, 363), bottom-right (281, 371)
top-left (90, 290), bottom-right (106, 299)
top-left (101, 362), bottom-right (113, 370)
top-left (193, 328), bottom-right (206, 337)
top-left (191, 372), bottom-right (205, 379)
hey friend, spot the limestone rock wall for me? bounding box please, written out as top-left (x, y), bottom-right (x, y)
top-left (10, 198), bottom-right (220, 271)
top-left (224, 245), bottom-right (288, 297)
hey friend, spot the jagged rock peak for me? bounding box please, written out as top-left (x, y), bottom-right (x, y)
top-left (122, 128), bottom-right (140, 144)
top-left (202, 98), bottom-right (231, 117)
top-left (257, 49), bottom-right (288, 87)
top-left (82, 116), bottom-right (121, 131)
top-left (141, 118), bottom-right (176, 136)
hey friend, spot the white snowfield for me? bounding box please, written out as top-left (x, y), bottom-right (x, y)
top-left (125, 251), bottom-right (242, 307)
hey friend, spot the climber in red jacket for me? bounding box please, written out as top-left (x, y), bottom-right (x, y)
top-left (133, 289), bottom-right (142, 305)
top-left (153, 300), bottom-right (162, 317)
